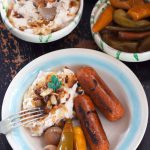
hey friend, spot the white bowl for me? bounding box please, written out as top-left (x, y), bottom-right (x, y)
top-left (2, 48), bottom-right (148, 150)
top-left (90, 0), bottom-right (150, 62)
top-left (0, 0), bottom-right (83, 43)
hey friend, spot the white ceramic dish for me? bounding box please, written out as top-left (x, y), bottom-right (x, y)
top-left (2, 48), bottom-right (148, 150)
top-left (90, 0), bottom-right (150, 62)
top-left (0, 0), bottom-right (83, 43)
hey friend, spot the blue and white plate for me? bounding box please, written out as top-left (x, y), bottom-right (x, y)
top-left (2, 48), bottom-right (148, 150)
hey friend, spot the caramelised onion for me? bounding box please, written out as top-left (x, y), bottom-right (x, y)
top-left (38, 7), bottom-right (56, 21)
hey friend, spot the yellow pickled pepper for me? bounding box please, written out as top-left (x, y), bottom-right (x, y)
top-left (57, 120), bottom-right (74, 150)
top-left (73, 126), bottom-right (87, 150)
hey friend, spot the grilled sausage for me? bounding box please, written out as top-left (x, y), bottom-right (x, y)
top-left (74, 95), bottom-right (109, 150)
top-left (76, 67), bottom-right (125, 121)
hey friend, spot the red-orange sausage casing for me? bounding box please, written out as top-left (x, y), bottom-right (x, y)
top-left (76, 67), bottom-right (125, 121)
top-left (74, 95), bottom-right (109, 150)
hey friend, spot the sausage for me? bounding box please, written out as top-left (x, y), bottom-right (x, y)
top-left (76, 67), bottom-right (125, 121)
top-left (74, 95), bottom-right (109, 150)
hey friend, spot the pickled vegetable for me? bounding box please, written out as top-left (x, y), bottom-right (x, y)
top-left (108, 39), bottom-right (138, 53)
top-left (113, 9), bottom-right (150, 28)
top-left (108, 40), bottom-right (138, 52)
top-left (138, 36), bottom-right (150, 52)
top-left (92, 5), bottom-right (113, 32)
top-left (109, 0), bottom-right (131, 9)
top-left (73, 126), bottom-right (86, 150)
top-left (44, 127), bottom-right (62, 146)
top-left (44, 145), bottom-right (57, 150)
top-left (129, 0), bottom-right (145, 6)
top-left (105, 25), bottom-right (150, 32)
top-left (128, 4), bottom-right (150, 21)
top-left (57, 120), bottom-right (73, 150)
top-left (118, 31), bottom-right (150, 40)
top-left (101, 31), bottom-right (138, 52)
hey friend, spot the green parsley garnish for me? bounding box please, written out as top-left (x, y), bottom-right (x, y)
top-left (48, 75), bottom-right (62, 92)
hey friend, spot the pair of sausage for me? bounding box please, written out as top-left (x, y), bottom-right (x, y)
top-left (74, 67), bottom-right (125, 150)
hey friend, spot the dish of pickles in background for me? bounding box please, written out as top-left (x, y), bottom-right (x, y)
top-left (91, 0), bottom-right (150, 62)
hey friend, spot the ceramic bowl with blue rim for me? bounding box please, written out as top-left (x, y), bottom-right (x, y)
top-left (2, 48), bottom-right (148, 150)
top-left (0, 0), bottom-right (83, 43)
top-left (90, 0), bottom-right (150, 62)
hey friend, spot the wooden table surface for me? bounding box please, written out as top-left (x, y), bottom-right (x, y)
top-left (0, 0), bottom-right (150, 149)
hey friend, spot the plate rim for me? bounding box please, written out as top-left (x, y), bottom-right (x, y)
top-left (1, 48), bottom-right (148, 150)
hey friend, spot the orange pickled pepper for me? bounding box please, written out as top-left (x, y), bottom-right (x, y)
top-left (92, 5), bottom-right (114, 33)
top-left (73, 126), bottom-right (87, 150)
top-left (128, 3), bottom-right (150, 21)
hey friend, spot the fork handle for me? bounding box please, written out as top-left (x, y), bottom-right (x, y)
top-left (0, 121), bottom-right (11, 135)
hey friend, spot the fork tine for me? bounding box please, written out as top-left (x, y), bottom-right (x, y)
top-left (8, 107), bottom-right (41, 119)
top-left (18, 107), bottom-right (41, 114)
top-left (0, 107), bottom-right (46, 134)
top-left (11, 112), bottom-right (44, 127)
top-left (10, 109), bottom-right (44, 122)
top-left (12, 115), bottom-right (45, 128)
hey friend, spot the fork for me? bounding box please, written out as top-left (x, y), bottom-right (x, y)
top-left (0, 107), bottom-right (45, 134)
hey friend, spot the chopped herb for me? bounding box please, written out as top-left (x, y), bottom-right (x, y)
top-left (48, 75), bottom-right (62, 92)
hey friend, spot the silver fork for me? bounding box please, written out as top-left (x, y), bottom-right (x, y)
top-left (0, 107), bottom-right (45, 134)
